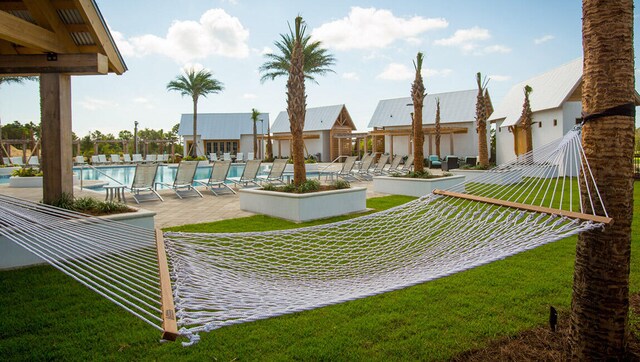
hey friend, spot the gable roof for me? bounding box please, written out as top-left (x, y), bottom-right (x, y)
top-left (178, 113), bottom-right (269, 139)
top-left (489, 58), bottom-right (582, 127)
top-left (368, 89), bottom-right (478, 128)
top-left (271, 104), bottom-right (356, 133)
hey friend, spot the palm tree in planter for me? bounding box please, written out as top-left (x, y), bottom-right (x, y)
top-left (475, 72), bottom-right (490, 167)
top-left (411, 52), bottom-right (426, 173)
top-left (435, 97), bottom-right (441, 158)
top-left (570, 0), bottom-right (635, 359)
top-left (167, 68), bottom-right (224, 158)
top-left (251, 108), bottom-right (260, 158)
top-left (259, 16), bottom-right (335, 186)
top-left (519, 85), bottom-right (534, 157)
top-left (265, 120), bottom-right (273, 160)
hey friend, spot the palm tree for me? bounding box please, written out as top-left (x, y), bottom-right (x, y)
top-left (259, 16), bottom-right (335, 186)
top-left (251, 108), bottom-right (260, 157)
top-left (435, 98), bottom-right (441, 158)
top-left (570, 0), bottom-right (635, 359)
top-left (0, 76), bottom-right (37, 88)
top-left (265, 120), bottom-right (273, 160)
top-left (167, 68), bottom-right (224, 157)
top-left (519, 85), bottom-right (533, 154)
top-left (475, 72), bottom-right (490, 167)
top-left (411, 52), bottom-right (426, 173)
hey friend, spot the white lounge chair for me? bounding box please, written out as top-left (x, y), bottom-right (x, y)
top-left (132, 154), bottom-right (144, 163)
top-left (156, 154), bottom-right (168, 163)
top-left (228, 159), bottom-right (262, 188)
top-left (98, 154), bottom-right (109, 165)
top-left (353, 154), bottom-right (375, 180)
top-left (247, 152), bottom-right (255, 161)
top-left (123, 154), bottom-right (132, 164)
top-left (194, 160), bottom-right (236, 196)
top-left (370, 154), bottom-right (390, 176)
top-left (74, 155), bottom-right (86, 165)
top-left (3, 157), bottom-right (11, 165)
top-left (257, 158), bottom-right (287, 185)
top-left (10, 156), bottom-right (24, 166)
top-left (235, 152), bottom-right (244, 163)
top-left (330, 156), bottom-right (358, 182)
top-left (91, 155), bottom-right (101, 165)
top-left (155, 160), bottom-right (203, 199)
top-left (145, 154), bottom-right (157, 163)
top-left (383, 155), bottom-right (404, 175)
top-left (209, 153), bottom-right (218, 162)
top-left (110, 154), bottom-right (122, 164)
top-left (223, 152), bottom-right (232, 162)
top-left (129, 163), bottom-right (163, 203)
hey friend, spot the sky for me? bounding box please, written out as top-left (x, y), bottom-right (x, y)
top-left (1, 0), bottom-right (639, 137)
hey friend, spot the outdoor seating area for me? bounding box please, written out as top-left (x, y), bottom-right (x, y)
top-left (80, 153), bottom-right (171, 166)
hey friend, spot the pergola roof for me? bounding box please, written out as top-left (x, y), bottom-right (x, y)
top-left (0, 0), bottom-right (126, 75)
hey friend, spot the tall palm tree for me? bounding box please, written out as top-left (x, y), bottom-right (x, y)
top-left (259, 16), bottom-right (335, 186)
top-left (519, 85), bottom-right (533, 154)
top-left (167, 68), bottom-right (224, 157)
top-left (266, 120), bottom-right (273, 160)
top-left (435, 97), bottom-right (441, 158)
top-left (251, 108), bottom-right (260, 157)
top-left (411, 52), bottom-right (426, 173)
top-left (475, 72), bottom-right (490, 167)
top-left (570, 0), bottom-right (635, 359)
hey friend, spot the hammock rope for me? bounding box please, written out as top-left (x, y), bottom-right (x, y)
top-left (0, 126), bottom-right (609, 346)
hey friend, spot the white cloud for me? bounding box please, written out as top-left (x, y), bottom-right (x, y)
top-left (118, 9), bottom-right (249, 64)
top-left (311, 7), bottom-right (448, 50)
top-left (133, 97), bottom-right (154, 109)
top-left (260, 46), bottom-right (273, 55)
top-left (480, 45), bottom-right (511, 54)
top-left (434, 26), bottom-right (490, 50)
top-left (534, 35), bottom-right (555, 45)
top-left (488, 75), bottom-right (511, 82)
top-left (242, 93), bottom-right (257, 99)
top-left (377, 63), bottom-right (413, 81)
top-left (80, 97), bottom-right (118, 111)
top-left (342, 72), bottom-right (360, 81)
top-left (423, 68), bottom-right (453, 77)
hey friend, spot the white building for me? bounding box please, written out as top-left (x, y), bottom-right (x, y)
top-left (271, 104), bottom-right (356, 162)
top-left (177, 113), bottom-right (270, 158)
top-left (368, 90), bottom-right (487, 160)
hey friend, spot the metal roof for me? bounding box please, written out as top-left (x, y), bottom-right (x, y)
top-left (178, 113), bottom-right (270, 139)
top-left (271, 104), bottom-right (354, 133)
top-left (489, 58), bottom-right (582, 127)
top-left (368, 89), bottom-right (478, 128)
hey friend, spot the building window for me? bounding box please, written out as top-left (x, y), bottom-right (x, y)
top-left (553, 119), bottom-right (557, 126)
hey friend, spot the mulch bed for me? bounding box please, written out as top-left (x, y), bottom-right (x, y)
top-left (451, 294), bottom-right (640, 361)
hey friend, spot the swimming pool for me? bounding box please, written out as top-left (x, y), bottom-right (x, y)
top-left (74, 164), bottom-right (271, 191)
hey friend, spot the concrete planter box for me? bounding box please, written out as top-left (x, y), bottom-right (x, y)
top-left (450, 169), bottom-right (523, 185)
top-left (0, 207), bottom-right (156, 270)
top-left (9, 173), bottom-right (80, 188)
top-left (239, 186), bottom-right (367, 222)
top-left (0, 167), bottom-right (20, 176)
top-left (373, 175), bottom-right (465, 197)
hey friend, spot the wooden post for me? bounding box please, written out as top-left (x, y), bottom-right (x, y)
top-left (428, 134), bottom-right (433, 156)
top-left (76, 142), bottom-right (80, 156)
top-left (390, 135), bottom-right (394, 156)
top-left (22, 141), bottom-right (27, 164)
top-left (450, 133), bottom-right (454, 155)
top-left (155, 229), bottom-right (179, 341)
top-left (40, 73), bottom-right (73, 204)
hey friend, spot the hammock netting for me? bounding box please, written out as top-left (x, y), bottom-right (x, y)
top-left (0, 126), bottom-right (608, 345)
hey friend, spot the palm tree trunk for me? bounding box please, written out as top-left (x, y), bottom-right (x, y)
top-left (570, 0), bottom-right (635, 359)
top-left (287, 18), bottom-right (307, 186)
top-left (476, 73), bottom-right (489, 167)
top-left (192, 96), bottom-right (198, 158)
top-left (253, 120), bottom-right (258, 156)
top-left (435, 98), bottom-right (441, 158)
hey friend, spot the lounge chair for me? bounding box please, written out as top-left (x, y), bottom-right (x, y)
top-left (110, 154), bottom-right (122, 164)
top-left (132, 154), bottom-right (144, 163)
top-left (157, 154), bottom-right (168, 163)
top-left (370, 154), bottom-right (390, 176)
top-left (10, 156), bottom-right (24, 166)
top-left (428, 155), bottom-right (441, 169)
top-left (441, 156), bottom-right (459, 171)
top-left (382, 155), bottom-right (403, 175)
top-left (145, 154), bottom-right (157, 163)
top-left (129, 163), bottom-right (163, 203)
top-left (396, 155), bottom-right (414, 175)
top-left (155, 160), bottom-right (203, 199)
top-left (228, 159), bottom-right (262, 188)
top-left (123, 154), bottom-right (132, 164)
top-left (247, 152), bottom-right (255, 161)
top-left (257, 158), bottom-right (287, 185)
top-left (353, 154), bottom-right (375, 180)
top-left (3, 157), bottom-right (11, 165)
top-left (91, 155), bottom-right (101, 165)
top-left (209, 153), bottom-right (218, 162)
top-left (74, 155), bottom-right (86, 165)
top-left (223, 152), bottom-right (232, 162)
top-left (235, 153), bottom-right (244, 163)
top-left (194, 160), bottom-right (236, 196)
top-left (98, 154), bottom-right (109, 165)
top-left (330, 156), bottom-right (358, 181)
top-left (27, 155), bottom-right (39, 167)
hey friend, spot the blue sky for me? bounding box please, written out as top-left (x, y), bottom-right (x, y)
top-left (1, 1), bottom-right (638, 136)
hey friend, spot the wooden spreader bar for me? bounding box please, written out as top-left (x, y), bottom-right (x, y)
top-left (155, 229), bottom-right (179, 341)
top-left (432, 189), bottom-right (613, 225)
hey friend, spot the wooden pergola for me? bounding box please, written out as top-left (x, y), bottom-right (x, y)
top-left (369, 126), bottom-right (468, 156)
top-left (0, 0), bottom-right (126, 203)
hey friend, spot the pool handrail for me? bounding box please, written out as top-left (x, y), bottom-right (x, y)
top-left (78, 163), bottom-right (125, 190)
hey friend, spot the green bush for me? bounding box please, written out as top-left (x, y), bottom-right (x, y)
top-left (394, 170), bottom-right (446, 179)
top-left (11, 167), bottom-right (43, 177)
top-left (183, 156), bottom-right (207, 161)
top-left (46, 194), bottom-right (130, 215)
top-left (262, 183), bottom-right (278, 191)
top-left (332, 179), bottom-right (351, 189)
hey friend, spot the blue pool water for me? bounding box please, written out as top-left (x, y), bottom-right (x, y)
top-left (75, 164), bottom-right (271, 191)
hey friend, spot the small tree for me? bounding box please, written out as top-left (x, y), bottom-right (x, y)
top-left (519, 85), bottom-right (534, 154)
top-left (435, 97), bottom-right (441, 158)
top-left (251, 108), bottom-right (260, 157)
top-left (475, 72), bottom-right (490, 167)
top-left (411, 52), bottom-right (426, 173)
top-left (167, 68), bottom-right (224, 157)
top-left (266, 120), bottom-right (273, 160)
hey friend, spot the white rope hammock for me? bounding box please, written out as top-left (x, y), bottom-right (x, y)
top-left (0, 126), bottom-right (609, 346)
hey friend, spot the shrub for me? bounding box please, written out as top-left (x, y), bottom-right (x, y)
top-left (183, 156), bottom-right (207, 161)
top-left (49, 192), bottom-right (75, 210)
top-left (46, 194), bottom-right (130, 216)
top-left (262, 183), bottom-right (278, 191)
top-left (12, 167), bottom-right (43, 177)
top-left (332, 180), bottom-right (351, 189)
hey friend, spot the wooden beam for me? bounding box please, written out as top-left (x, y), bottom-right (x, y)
top-left (0, 11), bottom-right (67, 53)
top-left (155, 229), bottom-right (179, 341)
top-left (0, 1), bottom-right (27, 11)
top-left (0, 53), bottom-right (108, 74)
top-left (23, 0), bottom-right (80, 52)
top-left (0, 39), bottom-right (18, 54)
top-left (73, 0), bottom-right (126, 74)
top-left (433, 189), bottom-right (613, 225)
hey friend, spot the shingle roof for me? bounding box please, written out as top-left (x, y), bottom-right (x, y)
top-left (271, 104), bottom-right (354, 133)
top-left (178, 113), bottom-right (269, 139)
top-left (367, 89), bottom-right (478, 128)
top-left (489, 58), bottom-right (582, 127)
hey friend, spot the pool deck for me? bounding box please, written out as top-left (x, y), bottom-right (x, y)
top-left (0, 164), bottom-right (395, 228)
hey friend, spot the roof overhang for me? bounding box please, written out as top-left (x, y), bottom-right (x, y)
top-left (0, 0), bottom-right (126, 75)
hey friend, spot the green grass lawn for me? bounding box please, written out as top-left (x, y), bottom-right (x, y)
top-left (1, 187), bottom-right (639, 361)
